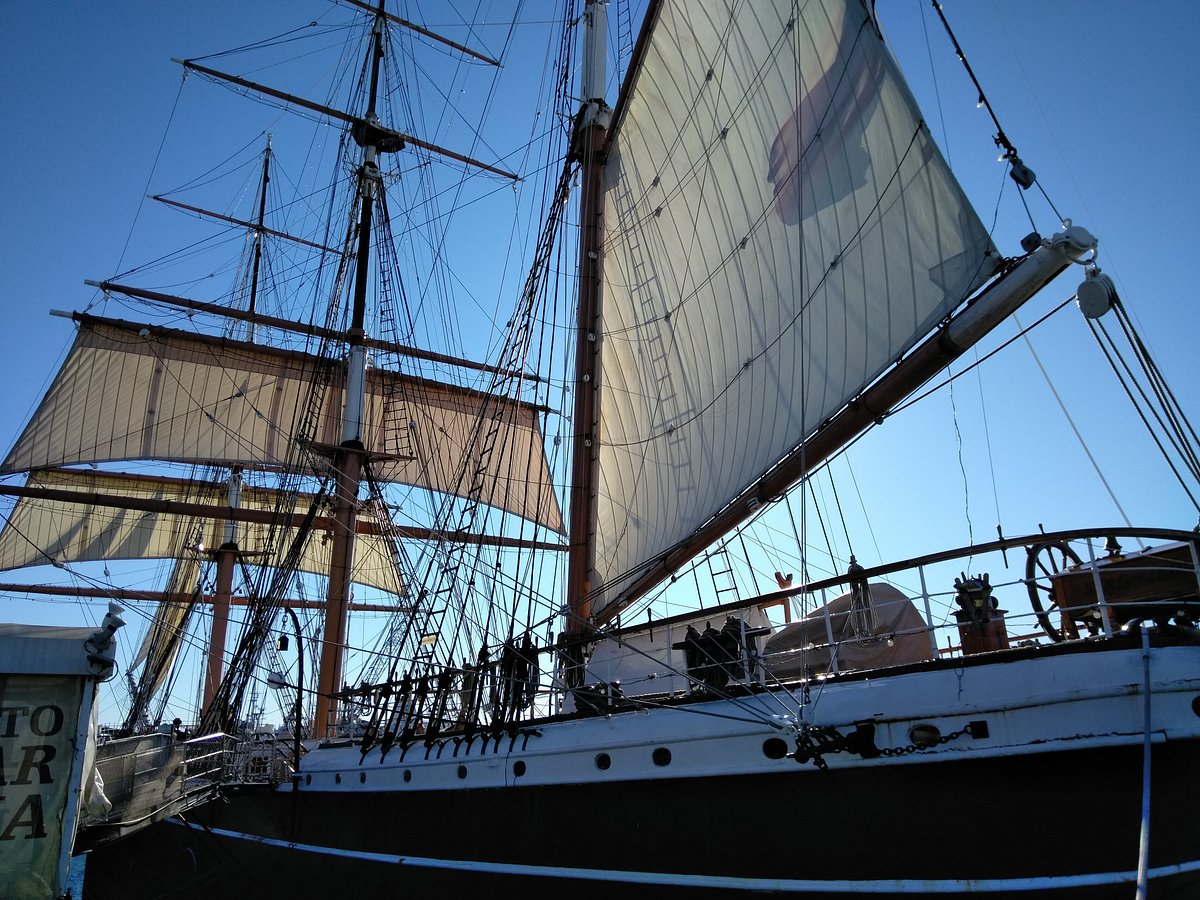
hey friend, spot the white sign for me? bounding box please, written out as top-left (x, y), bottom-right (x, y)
top-left (0, 675), bottom-right (85, 900)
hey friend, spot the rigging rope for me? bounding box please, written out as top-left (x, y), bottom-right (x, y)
top-left (1013, 310), bottom-right (1135, 530)
top-left (1087, 301), bottom-right (1200, 513)
top-left (948, 370), bottom-right (974, 546)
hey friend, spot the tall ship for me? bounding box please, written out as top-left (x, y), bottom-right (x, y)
top-left (1, 2), bottom-right (1197, 898)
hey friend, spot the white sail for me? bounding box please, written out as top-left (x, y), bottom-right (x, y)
top-left (1, 319), bottom-right (563, 533)
top-left (593, 0), bottom-right (996, 605)
top-left (0, 468), bottom-right (404, 593)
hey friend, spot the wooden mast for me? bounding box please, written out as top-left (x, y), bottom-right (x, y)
top-left (565, 0), bottom-right (612, 633)
top-left (245, 138), bottom-right (271, 342)
top-left (131, 1), bottom-right (519, 735)
top-left (202, 140), bottom-right (271, 715)
top-left (312, 1), bottom-right (388, 737)
top-left (201, 469), bottom-right (242, 715)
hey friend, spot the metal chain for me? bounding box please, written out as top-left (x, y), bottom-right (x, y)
top-left (877, 724), bottom-right (975, 757)
top-left (793, 721), bottom-right (977, 769)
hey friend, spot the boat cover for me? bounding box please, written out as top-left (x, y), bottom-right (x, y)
top-left (763, 583), bottom-right (934, 676)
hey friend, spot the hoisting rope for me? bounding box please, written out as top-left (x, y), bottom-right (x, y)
top-left (889, 294), bottom-right (1073, 418)
top-left (1011, 309), bottom-right (1137, 534)
top-left (928, 0), bottom-right (1052, 218)
top-left (1087, 299), bottom-right (1200, 515)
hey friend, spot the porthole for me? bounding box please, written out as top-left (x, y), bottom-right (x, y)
top-left (457, 764), bottom-right (468, 780)
top-left (1192, 696), bottom-right (1200, 718)
top-left (595, 753), bottom-right (611, 770)
top-left (402, 769), bottom-right (412, 783)
top-left (762, 737), bottom-right (789, 759)
top-left (304, 774), bottom-right (312, 785)
top-left (359, 772), bottom-right (367, 784)
top-left (334, 773), bottom-right (341, 784)
top-left (652, 747), bottom-right (672, 767)
top-left (513, 760), bottom-right (527, 777)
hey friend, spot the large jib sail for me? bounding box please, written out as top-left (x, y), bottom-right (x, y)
top-left (591, 0), bottom-right (997, 616)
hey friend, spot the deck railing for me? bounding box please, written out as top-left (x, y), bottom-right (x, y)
top-left (76, 730), bottom-right (232, 852)
top-left (336, 527), bottom-right (1200, 746)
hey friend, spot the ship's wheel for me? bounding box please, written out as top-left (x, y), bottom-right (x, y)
top-left (1025, 542), bottom-right (1086, 642)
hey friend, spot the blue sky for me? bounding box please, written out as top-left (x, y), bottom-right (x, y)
top-left (0, 2), bottom-right (1197, 719)
top-left (2, 0), bottom-right (1198, 566)
top-left (853, 2), bottom-right (1200, 552)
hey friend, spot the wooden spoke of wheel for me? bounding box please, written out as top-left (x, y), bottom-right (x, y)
top-left (1025, 542), bottom-right (1085, 642)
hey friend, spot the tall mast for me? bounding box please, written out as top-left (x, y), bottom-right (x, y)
top-left (565, 0), bottom-right (611, 633)
top-left (157, 1), bottom-right (513, 734)
top-left (200, 145), bottom-right (272, 716)
top-left (245, 137), bottom-right (271, 343)
top-left (202, 468), bottom-right (242, 715)
top-left (194, 137), bottom-right (271, 712)
top-left (313, 1), bottom-right (389, 736)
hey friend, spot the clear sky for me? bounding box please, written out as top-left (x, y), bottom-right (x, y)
top-left (1, 2), bottom-right (1198, 721)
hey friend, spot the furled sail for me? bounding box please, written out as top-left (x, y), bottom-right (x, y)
top-left (0, 468), bottom-right (404, 592)
top-left (1, 318), bottom-right (563, 533)
top-left (593, 0), bottom-right (997, 609)
top-left (129, 553), bottom-right (201, 716)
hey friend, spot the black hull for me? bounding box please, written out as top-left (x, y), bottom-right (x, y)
top-left (84, 740), bottom-right (1200, 899)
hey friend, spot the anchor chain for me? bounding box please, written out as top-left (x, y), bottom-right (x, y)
top-left (877, 723), bottom-right (977, 757)
top-left (792, 721), bottom-right (979, 769)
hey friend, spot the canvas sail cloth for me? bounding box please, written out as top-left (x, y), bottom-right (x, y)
top-left (0, 467), bottom-right (411, 707)
top-left (0, 468), bottom-right (405, 593)
top-left (594, 0), bottom-right (996, 611)
top-left (0, 319), bottom-right (562, 533)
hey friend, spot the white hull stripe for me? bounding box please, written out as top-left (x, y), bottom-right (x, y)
top-left (168, 819), bottom-right (1200, 894)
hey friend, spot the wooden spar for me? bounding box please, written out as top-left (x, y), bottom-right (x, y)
top-left (62, 307), bottom-right (549, 393)
top-left (0, 582), bottom-right (406, 612)
top-left (565, 0), bottom-right (611, 633)
top-left (0, 483), bottom-right (566, 552)
top-left (339, 0), bottom-right (501, 67)
top-left (83, 282), bottom-right (542, 383)
top-left (591, 236), bottom-right (1085, 624)
top-left (147, 196), bottom-right (339, 255)
top-left (174, 60), bottom-right (519, 181)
